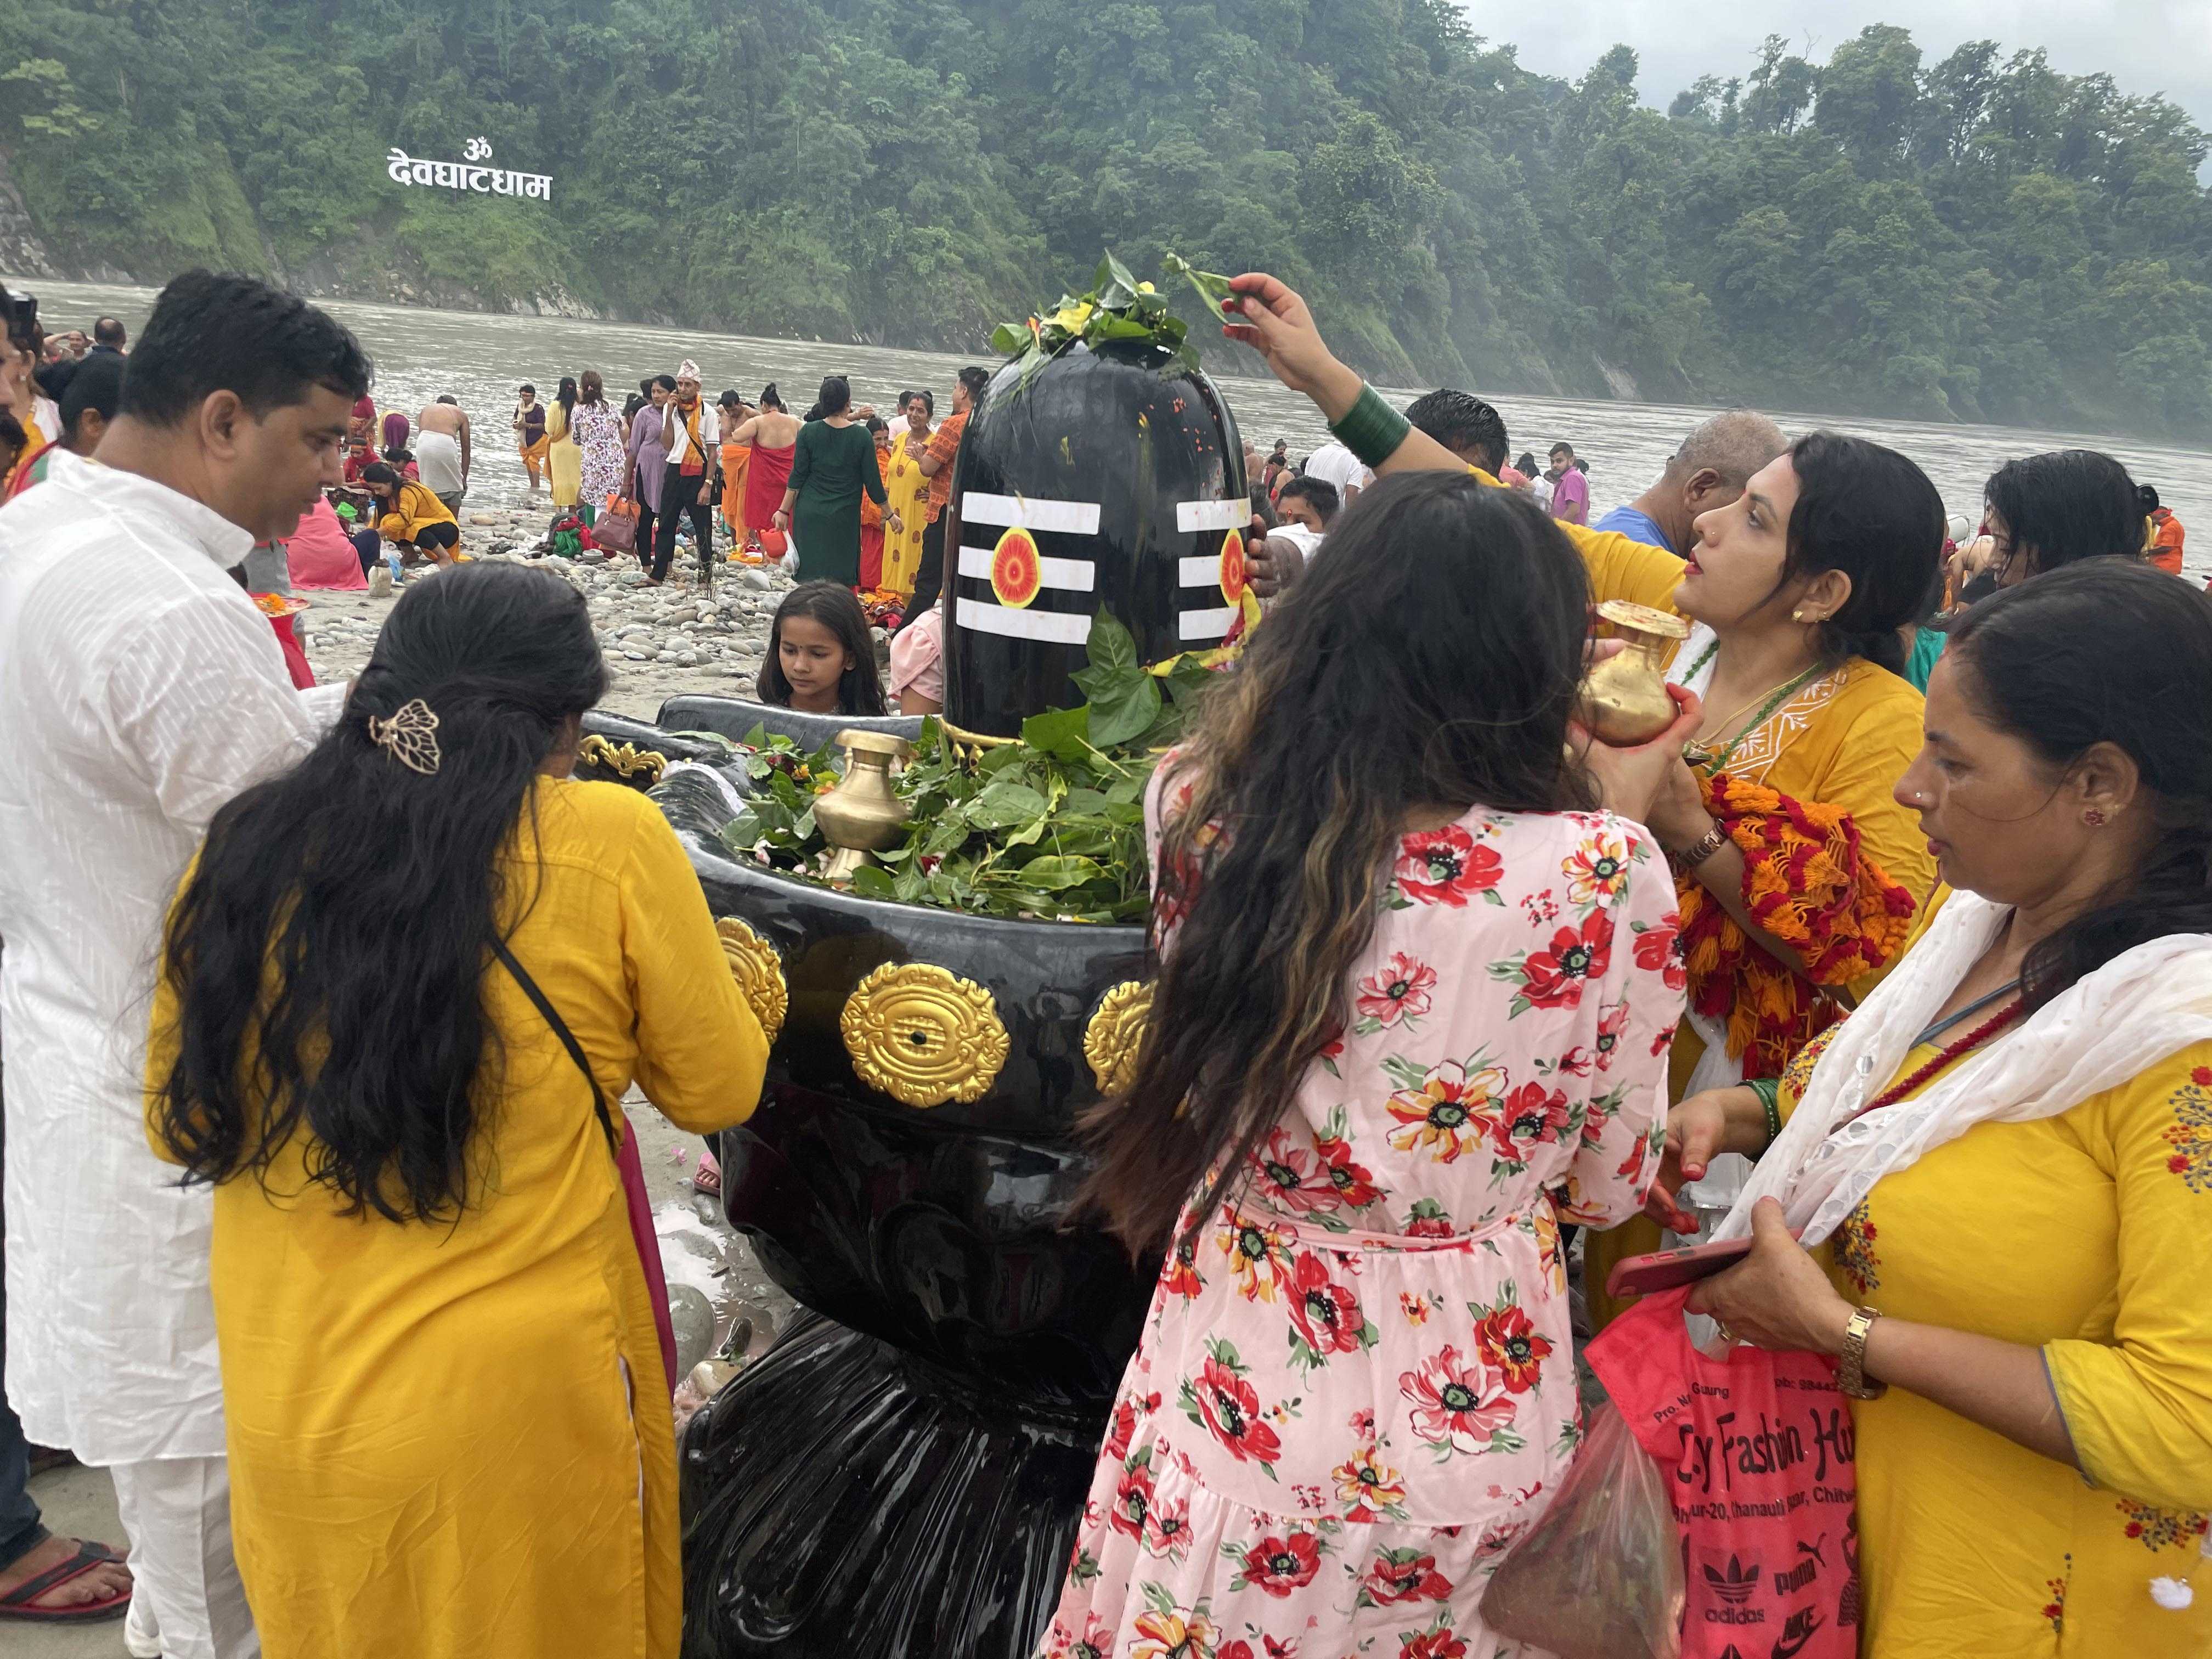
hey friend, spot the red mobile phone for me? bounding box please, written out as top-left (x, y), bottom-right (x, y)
top-left (1604, 1236), bottom-right (1754, 1299)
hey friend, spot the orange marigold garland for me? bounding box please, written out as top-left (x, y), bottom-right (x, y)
top-left (1673, 771), bottom-right (1918, 1079)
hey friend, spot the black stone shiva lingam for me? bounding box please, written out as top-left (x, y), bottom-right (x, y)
top-left (575, 335), bottom-right (1249, 1659)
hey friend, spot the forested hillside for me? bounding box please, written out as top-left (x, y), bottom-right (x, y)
top-left (2, 0), bottom-right (2207, 438)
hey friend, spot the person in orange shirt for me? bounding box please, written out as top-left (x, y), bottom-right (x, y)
top-left (2139, 483), bottom-right (2185, 576)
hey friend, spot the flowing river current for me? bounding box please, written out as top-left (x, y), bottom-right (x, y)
top-left (30, 279), bottom-right (2212, 575)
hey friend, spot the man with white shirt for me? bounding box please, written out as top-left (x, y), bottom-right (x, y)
top-left (1299, 436), bottom-right (1372, 506)
top-left (652, 359), bottom-right (721, 589)
top-left (0, 270), bottom-right (368, 1659)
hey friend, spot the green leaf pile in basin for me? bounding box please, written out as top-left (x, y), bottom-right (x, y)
top-left (718, 612), bottom-right (1227, 923)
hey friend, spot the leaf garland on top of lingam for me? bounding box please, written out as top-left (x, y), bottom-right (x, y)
top-left (988, 252), bottom-right (1206, 392)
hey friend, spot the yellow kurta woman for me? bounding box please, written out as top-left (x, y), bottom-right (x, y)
top-left (144, 562), bottom-right (768, 1659)
top-left (1771, 1029), bottom-right (2212, 1654)
top-left (880, 413), bottom-right (932, 596)
top-left (546, 380), bottom-right (582, 510)
top-left (1558, 464), bottom-right (1939, 1331)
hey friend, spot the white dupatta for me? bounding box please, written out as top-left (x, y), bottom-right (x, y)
top-left (1714, 890), bottom-right (2212, 1248)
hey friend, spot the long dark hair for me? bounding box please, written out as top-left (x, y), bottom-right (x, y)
top-left (758, 382), bottom-right (785, 412)
top-left (755, 580), bottom-right (887, 714)
top-left (554, 375), bottom-right (578, 422)
top-left (149, 562), bottom-right (609, 1221)
top-left (1984, 449), bottom-right (2140, 581)
top-left (1946, 559), bottom-right (2212, 1011)
top-left (1078, 473), bottom-right (1596, 1252)
top-left (1779, 430), bottom-right (1944, 676)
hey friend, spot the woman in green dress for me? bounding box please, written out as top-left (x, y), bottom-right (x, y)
top-left (771, 376), bottom-right (885, 585)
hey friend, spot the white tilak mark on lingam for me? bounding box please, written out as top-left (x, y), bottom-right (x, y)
top-left (955, 597), bottom-right (1094, 644)
top-left (1177, 607), bottom-right (1237, 641)
top-left (958, 493), bottom-right (1102, 535)
top-left (1175, 499), bottom-right (1246, 533)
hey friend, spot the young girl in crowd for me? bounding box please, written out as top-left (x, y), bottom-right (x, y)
top-left (755, 581), bottom-right (888, 716)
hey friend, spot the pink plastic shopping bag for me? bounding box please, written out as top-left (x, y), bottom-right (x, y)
top-left (1588, 1287), bottom-right (1860, 1659)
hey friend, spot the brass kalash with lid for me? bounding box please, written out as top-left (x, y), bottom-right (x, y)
top-left (573, 328), bottom-right (1248, 1659)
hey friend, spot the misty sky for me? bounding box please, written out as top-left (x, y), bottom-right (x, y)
top-left (1490, 1), bottom-right (2212, 137)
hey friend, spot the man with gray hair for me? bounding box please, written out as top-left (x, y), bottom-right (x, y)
top-left (1593, 408), bottom-right (1788, 554)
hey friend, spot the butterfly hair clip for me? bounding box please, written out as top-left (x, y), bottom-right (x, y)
top-left (367, 698), bottom-right (443, 776)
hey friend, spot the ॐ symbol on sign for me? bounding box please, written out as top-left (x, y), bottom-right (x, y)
top-left (463, 136), bottom-right (493, 162)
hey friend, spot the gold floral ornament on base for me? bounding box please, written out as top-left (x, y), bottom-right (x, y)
top-left (716, 917), bottom-right (788, 1044)
top-left (840, 963), bottom-right (1009, 1108)
top-left (577, 733), bottom-right (668, 785)
top-left (1084, 980), bottom-right (1154, 1096)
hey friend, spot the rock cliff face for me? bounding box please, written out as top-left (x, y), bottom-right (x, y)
top-left (0, 151), bottom-right (597, 323)
top-left (0, 152), bottom-right (59, 278)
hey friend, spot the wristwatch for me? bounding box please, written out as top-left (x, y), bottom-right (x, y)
top-left (1838, 1305), bottom-right (1888, 1400)
top-left (1672, 820), bottom-right (1728, 868)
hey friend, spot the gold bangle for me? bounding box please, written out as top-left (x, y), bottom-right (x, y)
top-left (1672, 821), bottom-right (1728, 868)
top-left (1838, 1305), bottom-right (1888, 1400)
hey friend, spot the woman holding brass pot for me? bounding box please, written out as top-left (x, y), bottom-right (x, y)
top-left (1217, 272), bottom-right (1945, 1328)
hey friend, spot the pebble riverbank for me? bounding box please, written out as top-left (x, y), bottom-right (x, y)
top-left (294, 500), bottom-right (838, 723)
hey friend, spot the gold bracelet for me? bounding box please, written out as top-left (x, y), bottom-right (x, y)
top-left (1838, 1305), bottom-right (1888, 1400)
top-left (1672, 821), bottom-right (1728, 868)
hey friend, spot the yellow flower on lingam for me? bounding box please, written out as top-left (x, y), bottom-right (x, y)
top-left (1137, 281), bottom-right (1156, 294)
top-left (1052, 300), bottom-right (1096, 332)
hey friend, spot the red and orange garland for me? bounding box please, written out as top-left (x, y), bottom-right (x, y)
top-left (1673, 771), bottom-right (1918, 1080)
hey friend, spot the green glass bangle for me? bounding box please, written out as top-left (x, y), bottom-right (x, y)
top-left (1747, 1077), bottom-right (1782, 1146)
top-left (1328, 383), bottom-right (1412, 470)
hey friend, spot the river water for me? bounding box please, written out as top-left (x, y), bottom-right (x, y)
top-left (29, 279), bottom-right (2212, 575)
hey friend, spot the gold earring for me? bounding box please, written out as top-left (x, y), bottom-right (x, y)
top-left (1792, 610), bottom-right (1807, 623)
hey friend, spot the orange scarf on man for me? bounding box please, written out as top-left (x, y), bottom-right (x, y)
top-left (666, 398), bottom-right (705, 476)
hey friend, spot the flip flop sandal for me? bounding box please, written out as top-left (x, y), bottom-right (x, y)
top-left (0, 1539), bottom-right (133, 1623)
top-left (692, 1148), bottom-right (723, 1197)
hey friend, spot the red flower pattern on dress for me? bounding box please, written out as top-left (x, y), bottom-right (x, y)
top-left (1400, 1346), bottom-right (1518, 1454)
top-left (1488, 1081), bottom-right (1574, 1170)
top-left (1471, 1304), bottom-right (1553, 1393)
top-left (1286, 1252), bottom-right (1369, 1364)
top-left (1110, 1453), bottom-right (1156, 1542)
top-left (1185, 1346), bottom-right (1285, 1470)
top-left (1393, 827), bottom-right (1503, 907)
top-left (1162, 1233), bottom-right (1206, 1300)
top-left (1314, 1127), bottom-right (1383, 1210)
top-left (1106, 1391), bottom-right (1160, 1461)
top-left (1143, 1491), bottom-right (1192, 1560)
top-left (1397, 1623), bottom-right (1468, 1659)
top-left (1042, 791), bottom-right (1683, 1655)
top-left (1356, 952), bottom-right (1438, 1030)
top-left (1631, 916), bottom-right (1688, 989)
top-left (1249, 1127), bottom-right (1342, 1216)
top-left (1238, 1531), bottom-right (1323, 1597)
top-left (1385, 1059), bottom-right (1505, 1163)
top-left (1509, 910), bottom-right (1614, 1010)
top-left (1361, 1545), bottom-right (1454, 1605)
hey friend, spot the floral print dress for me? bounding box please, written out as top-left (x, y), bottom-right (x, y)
top-left (1040, 783), bottom-right (1685, 1659)
top-left (573, 399), bottom-right (626, 506)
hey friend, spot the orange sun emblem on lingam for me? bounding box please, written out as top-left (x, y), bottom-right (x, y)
top-left (1218, 527), bottom-right (1247, 604)
top-left (991, 526), bottom-right (1043, 608)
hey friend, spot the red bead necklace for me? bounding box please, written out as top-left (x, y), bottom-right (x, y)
top-left (1845, 998), bottom-right (2026, 1125)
